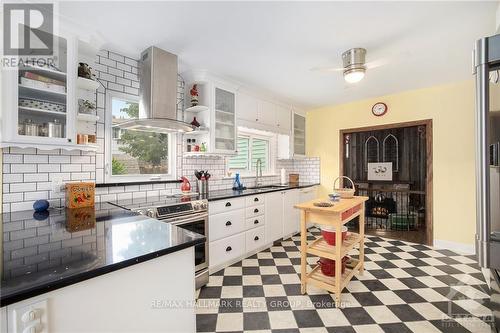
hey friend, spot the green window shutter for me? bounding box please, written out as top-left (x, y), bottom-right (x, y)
top-left (251, 138), bottom-right (268, 171)
top-left (228, 137), bottom-right (249, 169)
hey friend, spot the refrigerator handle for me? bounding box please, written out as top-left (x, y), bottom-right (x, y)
top-left (474, 37), bottom-right (491, 268)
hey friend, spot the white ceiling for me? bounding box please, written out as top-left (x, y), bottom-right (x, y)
top-left (60, 1), bottom-right (498, 108)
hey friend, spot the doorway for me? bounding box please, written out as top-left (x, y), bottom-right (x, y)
top-left (339, 120), bottom-right (433, 245)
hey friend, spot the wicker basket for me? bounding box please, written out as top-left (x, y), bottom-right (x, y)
top-left (333, 176), bottom-right (356, 199)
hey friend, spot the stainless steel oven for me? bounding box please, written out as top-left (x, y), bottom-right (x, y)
top-left (161, 210), bottom-right (209, 289)
top-left (114, 197), bottom-right (209, 289)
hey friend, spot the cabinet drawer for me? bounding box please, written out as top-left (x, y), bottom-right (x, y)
top-left (210, 197), bottom-right (245, 214)
top-left (209, 209), bottom-right (245, 241)
top-left (245, 215), bottom-right (265, 230)
top-left (245, 194), bottom-right (265, 207)
top-left (209, 232), bottom-right (245, 269)
top-left (245, 205), bottom-right (265, 218)
top-left (245, 226), bottom-right (266, 253)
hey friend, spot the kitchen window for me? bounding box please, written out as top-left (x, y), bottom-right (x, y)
top-left (227, 129), bottom-right (275, 176)
top-left (104, 91), bottom-right (176, 183)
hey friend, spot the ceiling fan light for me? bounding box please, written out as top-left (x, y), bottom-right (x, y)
top-left (344, 68), bottom-right (365, 83)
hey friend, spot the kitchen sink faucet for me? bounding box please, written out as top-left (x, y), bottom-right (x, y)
top-left (255, 158), bottom-right (263, 187)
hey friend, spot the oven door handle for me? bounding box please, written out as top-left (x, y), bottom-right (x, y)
top-left (165, 212), bottom-right (208, 225)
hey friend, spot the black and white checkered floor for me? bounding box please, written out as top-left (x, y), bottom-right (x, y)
top-left (196, 227), bottom-right (494, 333)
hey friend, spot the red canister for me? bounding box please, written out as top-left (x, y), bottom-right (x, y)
top-left (321, 225), bottom-right (348, 246)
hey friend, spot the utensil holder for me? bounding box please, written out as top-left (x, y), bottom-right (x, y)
top-left (196, 180), bottom-right (209, 196)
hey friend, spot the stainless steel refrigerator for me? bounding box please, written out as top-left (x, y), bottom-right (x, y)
top-left (474, 33), bottom-right (500, 330)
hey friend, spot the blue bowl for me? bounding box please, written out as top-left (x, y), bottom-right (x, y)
top-left (33, 199), bottom-right (49, 212)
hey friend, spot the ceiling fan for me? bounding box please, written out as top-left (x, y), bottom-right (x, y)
top-left (311, 48), bottom-right (388, 84)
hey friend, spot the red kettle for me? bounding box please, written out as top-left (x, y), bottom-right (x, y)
top-left (180, 176), bottom-right (191, 193)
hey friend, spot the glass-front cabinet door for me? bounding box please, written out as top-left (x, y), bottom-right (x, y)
top-left (293, 113), bottom-right (306, 156)
top-left (2, 31), bottom-right (76, 146)
top-left (213, 86), bottom-right (236, 154)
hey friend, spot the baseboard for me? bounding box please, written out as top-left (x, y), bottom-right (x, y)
top-left (433, 239), bottom-right (475, 255)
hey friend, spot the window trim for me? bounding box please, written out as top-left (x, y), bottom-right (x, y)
top-left (227, 128), bottom-right (276, 177)
top-left (104, 91), bottom-right (177, 183)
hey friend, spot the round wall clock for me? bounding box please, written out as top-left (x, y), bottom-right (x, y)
top-left (372, 102), bottom-right (388, 116)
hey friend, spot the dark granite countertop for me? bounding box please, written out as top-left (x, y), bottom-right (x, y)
top-left (1, 202), bottom-right (205, 307)
top-left (204, 182), bottom-right (319, 201)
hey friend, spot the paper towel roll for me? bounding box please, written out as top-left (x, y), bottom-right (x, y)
top-left (280, 168), bottom-right (286, 185)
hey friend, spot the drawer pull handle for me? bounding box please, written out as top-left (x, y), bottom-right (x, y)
top-left (225, 221), bottom-right (232, 226)
top-left (226, 246), bottom-right (232, 252)
top-left (254, 197), bottom-right (259, 202)
top-left (225, 202), bottom-right (231, 207)
top-left (254, 219), bottom-right (259, 224)
top-left (254, 236), bottom-right (259, 241)
top-left (254, 208), bottom-right (259, 213)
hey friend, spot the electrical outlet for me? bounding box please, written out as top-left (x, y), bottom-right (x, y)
top-left (11, 299), bottom-right (48, 333)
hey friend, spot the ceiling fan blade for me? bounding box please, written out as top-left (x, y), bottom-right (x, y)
top-left (365, 58), bottom-right (390, 69)
top-left (309, 66), bottom-right (344, 72)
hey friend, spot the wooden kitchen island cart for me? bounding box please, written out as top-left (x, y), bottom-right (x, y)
top-left (294, 196), bottom-right (368, 304)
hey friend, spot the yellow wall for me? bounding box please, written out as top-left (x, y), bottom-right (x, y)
top-left (307, 80), bottom-right (476, 246)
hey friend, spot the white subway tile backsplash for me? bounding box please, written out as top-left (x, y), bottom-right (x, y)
top-left (70, 155), bottom-right (91, 164)
top-left (61, 164), bottom-right (82, 172)
top-left (24, 155), bottom-right (48, 163)
top-left (124, 86), bottom-right (139, 95)
top-left (10, 164), bottom-right (36, 173)
top-left (48, 155), bottom-right (71, 164)
top-left (3, 174), bottom-right (23, 183)
top-left (9, 182), bottom-right (37, 193)
top-left (3, 193), bottom-right (23, 203)
top-left (24, 191), bottom-right (48, 201)
top-left (71, 172), bottom-right (91, 181)
top-left (108, 82), bottom-right (124, 92)
top-left (38, 164), bottom-right (61, 172)
top-left (11, 201), bottom-right (36, 212)
top-left (117, 192), bottom-right (132, 201)
top-left (24, 173), bottom-right (49, 182)
top-left (100, 194), bottom-right (117, 202)
top-left (99, 57), bottom-right (116, 68)
top-left (3, 154), bottom-right (23, 163)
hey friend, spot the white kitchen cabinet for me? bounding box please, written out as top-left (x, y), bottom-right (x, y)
top-left (265, 191), bottom-right (285, 243)
top-left (236, 91), bottom-right (259, 122)
top-left (209, 232), bottom-right (246, 269)
top-left (258, 99), bottom-right (276, 127)
top-left (1, 33), bottom-right (99, 151)
top-left (236, 91), bottom-right (292, 134)
top-left (209, 209), bottom-right (246, 241)
top-left (275, 104), bottom-right (291, 133)
top-left (1, 32), bottom-right (77, 150)
top-left (182, 72), bottom-right (238, 156)
top-left (293, 113), bottom-right (306, 157)
top-left (283, 189), bottom-right (300, 237)
top-left (213, 85), bottom-right (237, 154)
top-left (299, 186), bottom-right (317, 203)
top-left (265, 189), bottom-right (301, 242)
top-left (245, 226), bottom-right (266, 253)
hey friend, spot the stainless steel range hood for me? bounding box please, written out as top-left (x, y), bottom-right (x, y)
top-left (115, 47), bottom-right (194, 133)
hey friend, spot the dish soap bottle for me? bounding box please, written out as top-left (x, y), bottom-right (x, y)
top-left (232, 173), bottom-right (245, 191)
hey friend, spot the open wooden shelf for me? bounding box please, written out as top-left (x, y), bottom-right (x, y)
top-left (306, 259), bottom-right (361, 294)
top-left (307, 233), bottom-right (361, 260)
